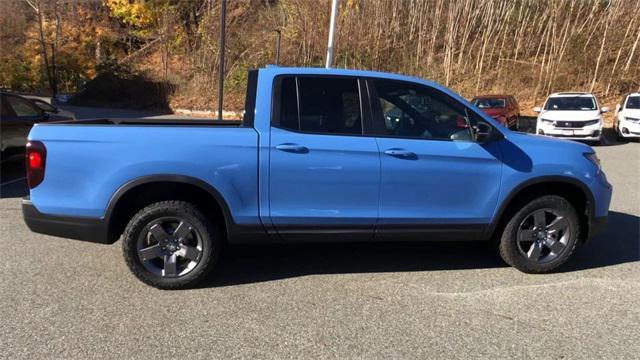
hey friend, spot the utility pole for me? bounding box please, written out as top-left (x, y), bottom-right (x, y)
top-left (217, 0), bottom-right (226, 121)
top-left (325, 0), bottom-right (339, 68)
top-left (274, 29), bottom-right (281, 65)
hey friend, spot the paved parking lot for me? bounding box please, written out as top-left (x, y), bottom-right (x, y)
top-left (1, 133), bottom-right (638, 359)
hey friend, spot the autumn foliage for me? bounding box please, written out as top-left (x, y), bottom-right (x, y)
top-left (1, 0), bottom-right (639, 114)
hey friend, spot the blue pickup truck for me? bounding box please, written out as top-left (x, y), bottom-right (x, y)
top-left (22, 67), bottom-right (612, 289)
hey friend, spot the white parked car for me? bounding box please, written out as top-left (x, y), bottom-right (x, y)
top-left (614, 92), bottom-right (640, 139)
top-left (534, 92), bottom-right (607, 143)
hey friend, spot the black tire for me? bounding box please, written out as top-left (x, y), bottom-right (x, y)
top-left (122, 201), bottom-right (221, 289)
top-left (616, 126), bottom-right (626, 141)
top-left (499, 195), bottom-right (580, 274)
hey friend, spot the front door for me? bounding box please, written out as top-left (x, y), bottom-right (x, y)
top-left (268, 76), bottom-right (380, 241)
top-left (367, 78), bottom-right (503, 240)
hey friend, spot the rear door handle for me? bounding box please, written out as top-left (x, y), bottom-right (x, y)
top-left (275, 143), bottom-right (309, 154)
top-left (384, 148), bottom-right (417, 160)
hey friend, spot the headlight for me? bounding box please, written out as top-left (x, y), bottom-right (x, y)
top-left (583, 119), bottom-right (601, 126)
top-left (540, 118), bottom-right (554, 124)
top-left (624, 117), bottom-right (640, 123)
top-left (584, 152), bottom-right (601, 172)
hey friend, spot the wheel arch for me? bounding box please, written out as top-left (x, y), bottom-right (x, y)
top-left (488, 176), bottom-right (595, 242)
top-left (104, 175), bottom-right (234, 244)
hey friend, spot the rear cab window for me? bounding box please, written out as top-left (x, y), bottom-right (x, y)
top-left (273, 76), bottom-right (363, 136)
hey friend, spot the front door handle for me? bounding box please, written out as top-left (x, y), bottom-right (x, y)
top-left (384, 148), bottom-right (417, 160)
top-left (275, 143), bottom-right (309, 154)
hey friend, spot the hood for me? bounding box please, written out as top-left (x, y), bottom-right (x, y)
top-left (621, 109), bottom-right (640, 119)
top-left (480, 108), bottom-right (506, 117)
top-left (506, 130), bottom-right (593, 153)
top-left (538, 110), bottom-right (600, 121)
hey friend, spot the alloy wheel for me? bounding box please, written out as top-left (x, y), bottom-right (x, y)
top-left (516, 208), bottom-right (571, 264)
top-left (136, 217), bottom-right (203, 277)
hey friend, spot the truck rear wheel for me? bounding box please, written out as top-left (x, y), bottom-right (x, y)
top-left (122, 201), bottom-right (220, 289)
top-left (499, 195), bottom-right (580, 273)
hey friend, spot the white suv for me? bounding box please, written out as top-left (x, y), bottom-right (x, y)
top-left (534, 92), bottom-right (607, 143)
top-left (614, 93), bottom-right (640, 139)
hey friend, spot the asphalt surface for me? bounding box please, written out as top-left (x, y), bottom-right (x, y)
top-left (1, 130), bottom-right (639, 359)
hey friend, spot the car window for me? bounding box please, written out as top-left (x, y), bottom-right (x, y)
top-left (33, 99), bottom-right (57, 112)
top-left (370, 79), bottom-right (474, 141)
top-left (275, 76), bottom-right (362, 135)
top-left (277, 77), bottom-right (299, 131)
top-left (5, 96), bottom-right (41, 117)
top-left (625, 96), bottom-right (640, 109)
top-left (472, 98), bottom-right (505, 109)
top-left (544, 96), bottom-right (596, 111)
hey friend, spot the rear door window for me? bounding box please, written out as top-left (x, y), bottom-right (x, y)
top-left (274, 76), bottom-right (363, 136)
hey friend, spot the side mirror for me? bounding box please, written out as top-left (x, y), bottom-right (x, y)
top-left (601, 106), bottom-right (610, 113)
top-left (533, 107), bottom-right (542, 113)
top-left (474, 122), bottom-right (493, 143)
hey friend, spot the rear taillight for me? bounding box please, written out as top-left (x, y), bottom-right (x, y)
top-left (26, 141), bottom-right (46, 189)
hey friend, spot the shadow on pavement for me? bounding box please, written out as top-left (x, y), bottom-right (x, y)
top-left (564, 211), bottom-right (640, 271)
top-left (205, 241), bottom-right (505, 288)
top-left (592, 128), bottom-right (629, 147)
top-left (203, 211), bottom-right (638, 288)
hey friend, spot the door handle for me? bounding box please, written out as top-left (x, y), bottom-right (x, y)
top-left (384, 148), bottom-right (417, 160)
top-left (275, 143), bottom-right (309, 154)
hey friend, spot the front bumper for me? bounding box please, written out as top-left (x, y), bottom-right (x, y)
top-left (618, 120), bottom-right (640, 138)
top-left (22, 197), bottom-right (112, 244)
top-left (537, 121), bottom-right (602, 141)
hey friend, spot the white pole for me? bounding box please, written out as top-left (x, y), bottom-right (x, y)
top-left (325, 0), bottom-right (339, 68)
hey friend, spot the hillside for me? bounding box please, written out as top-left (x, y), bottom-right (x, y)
top-left (2, 0), bottom-right (639, 121)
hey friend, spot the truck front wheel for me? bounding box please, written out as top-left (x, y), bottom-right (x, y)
top-left (499, 195), bottom-right (580, 273)
top-left (122, 201), bottom-right (221, 289)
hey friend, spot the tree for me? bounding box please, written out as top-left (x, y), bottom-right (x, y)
top-left (23, 0), bottom-right (61, 95)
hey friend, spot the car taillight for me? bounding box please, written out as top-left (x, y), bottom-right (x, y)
top-left (26, 141), bottom-right (46, 189)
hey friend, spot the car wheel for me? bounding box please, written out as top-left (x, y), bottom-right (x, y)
top-left (499, 195), bottom-right (580, 273)
top-left (122, 201), bottom-right (221, 289)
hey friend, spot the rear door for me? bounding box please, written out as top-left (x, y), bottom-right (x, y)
top-left (366, 79), bottom-right (503, 240)
top-left (268, 76), bottom-right (380, 241)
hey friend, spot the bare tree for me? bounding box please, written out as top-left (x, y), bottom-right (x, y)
top-left (24, 0), bottom-right (59, 95)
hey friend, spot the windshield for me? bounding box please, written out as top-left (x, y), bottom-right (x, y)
top-left (544, 96), bottom-right (596, 111)
top-left (625, 96), bottom-right (640, 109)
top-left (472, 98), bottom-right (505, 108)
